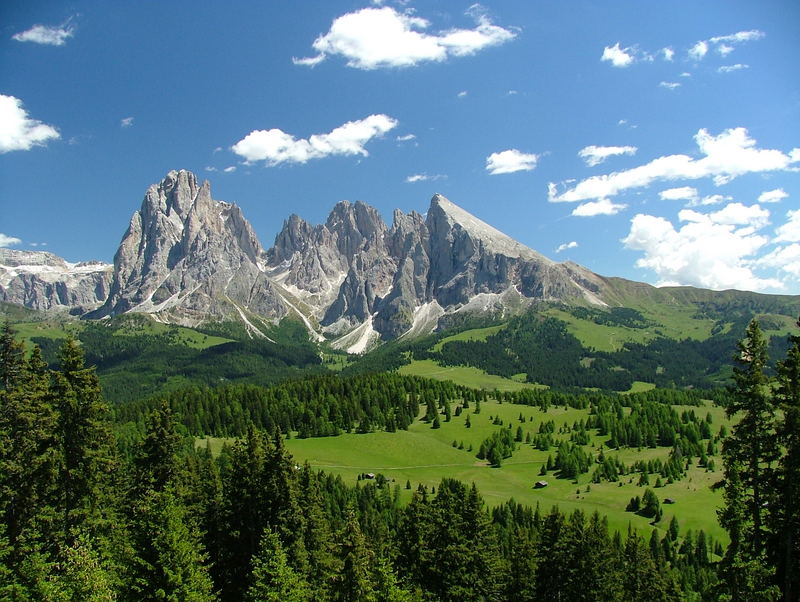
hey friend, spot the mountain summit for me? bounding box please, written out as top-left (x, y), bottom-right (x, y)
top-left (4, 170), bottom-right (614, 349)
top-left (88, 170), bottom-right (285, 335)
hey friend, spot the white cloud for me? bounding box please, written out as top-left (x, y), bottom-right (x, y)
top-left (293, 6), bottom-right (516, 70)
top-left (572, 199), bottom-right (627, 217)
top-left (555, 241), bottom-right (578, 253)
top-left (704, 202), bottom-right (769, 228)
top-left (758, 244), bottom-right (800, 278)
top-left (485, 149), bottom-right (538, 175)
top-left (396, 133), bottom-right (416, 142)
top-left (120, 116), bottom-right (134, 128)
top-left (693, 194), bottom-right (730, 207)
top-left (718, 64), bottom-right (748, 73)
top-left (689, 30), bottom-right (764, 61)
top-left (231, 114), bottom-right (398, 165)
top-left (0, 234), bottom-right (22, 247)
top-left (457, 90), bottom-right (468, 98)
top-left (622, 205), bottom-right (781, 291)
top-left (405, 173), bottom-right (446, 183)
top-left (223, 166), bottom-right (236, 173)
top-left (710, 30), bottom-right (765, 45)
top-left (601, 42), bottom-right (635, 67)
top-left (204, 166), bottom-right (218, 172)
top-left (775, 209), bottom-right (800, 243)
top-left (0, 94), bottom-right (60, 153)
top-left (759, 188), bottom-right (788, 204)
top-left (662, 47), bottom-right (675, 61)
top-left (12, 20), bottom-right (75, 46)
top-left (658, 187), bottom-right (733, 207)
top-left (578, 145), bottom-right (637, 167)
top-left (548, 127), bottom-right (800, 204)
top-left (659, 186), bottom-right (698, 202)
top-left (689, 40), bottom-right (708, 61)
top-left (659, 81), bottom-right (681, 90)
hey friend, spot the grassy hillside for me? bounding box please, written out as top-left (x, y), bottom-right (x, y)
top-left (201, 395), bottom-right (730, 542)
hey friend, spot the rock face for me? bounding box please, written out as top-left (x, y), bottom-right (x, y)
top-left (0, 249), bottom-right (112, 313)
top-left (89, 170), bottom-right (285, 332)
top-left (266, 193), bottom-right (608, 347)
top-left (5, 169), bottom-right (611, 349)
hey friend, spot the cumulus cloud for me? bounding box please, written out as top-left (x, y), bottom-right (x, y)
top-left (485, 149), bottom-right (538, 175)
top-left (658, 187), bottom-right (732, 207)
top-left (572, 199), bottom-right (627, 217)
top-left (759, 188), bottom-right (788, 204)
top-left (659, 187), bottom-right (698, 202)
top-left (396, 133), bottom-right (416, 142)
top-left (758, 244), bottom-right (800, 278)
top-left (0, 234), bottom-right (22, 247)
top-left (120, 116), bottom-right (134, 128)
top-left (0, 94), bottom-right (60, 153)
top-left (12, 20), bottom-right (75, 46)
top-left (601, 43), bottom-right (635, 67)
top-left (659, 81), bottom-right (681, 90)
top-left (405, 173), bottom-right (446, 183)
top-left (662, 47), bottom-right (675, 61)
top-left (231, 114), bottom-right (398, 165)
top-left (775, 209), bottom-right (800, 243)
top-left (578, 145), bottom-right (637, 167)
top-left (622, 203), bottom-right (781, 291)
top-left (548, 127), bottom-right (800, 204)
top-left (688, 41), bottom-right (709, 61)
top-left (457, 90), bottom-right (468, 98)
top-left (293, 5), bottom-right (516, 70)
top-left (223, 166), bottom-right (236, 173)
top-left (555, 241), bottom-right (578, 253)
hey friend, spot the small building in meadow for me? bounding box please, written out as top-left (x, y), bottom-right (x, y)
top-left (534, 480), bottom-right (549, 489)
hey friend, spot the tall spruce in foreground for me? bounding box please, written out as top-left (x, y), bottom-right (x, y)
top-left (773, 318), bottom-right (800, 601)
top-left (53, 337), bottom-right (118, 545)
top-left (717, 319), bottom-right (780, 601)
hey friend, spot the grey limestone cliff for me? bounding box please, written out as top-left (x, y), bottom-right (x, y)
top-left (90, 170), bottom-right (284, 330)
top-left (0, 249), bottom-right (112, 313)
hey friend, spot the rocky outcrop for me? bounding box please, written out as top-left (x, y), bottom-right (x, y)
top-left (0, 249), bottom-right (112, 313)
top-left (89, 170), bottom-right (285, 330)
top-left (267, 192), bottom-right (608, 341)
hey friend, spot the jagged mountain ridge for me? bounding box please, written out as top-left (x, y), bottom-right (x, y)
top-left (266, 192), bottom-right (609, 349)
top-left (2, 169), bottom-right (742, 351)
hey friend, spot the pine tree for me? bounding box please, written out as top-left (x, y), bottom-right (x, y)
top-left (53, 337), bottom-right (118, 545)
top-left (718, 320), bottom-right (780, 599)
top-left (334, 506), bottom-right (375, 602)
top-left (135, 401), bottom-right (182, 494)
top-left (772, 318), bottom-right (800, 601)
top-left (130, 488), bottom-right (216, 601)
top-left (245, 528), bottom-right (309, 602)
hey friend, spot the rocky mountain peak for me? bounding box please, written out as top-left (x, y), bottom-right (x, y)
top-left (89, 170), bottom-right (283, 330)
top-left (427, 194), bottom-right (547, 262)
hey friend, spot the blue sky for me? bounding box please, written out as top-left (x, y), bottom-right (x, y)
top-left (1, 1), bottom-right (799, 293)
